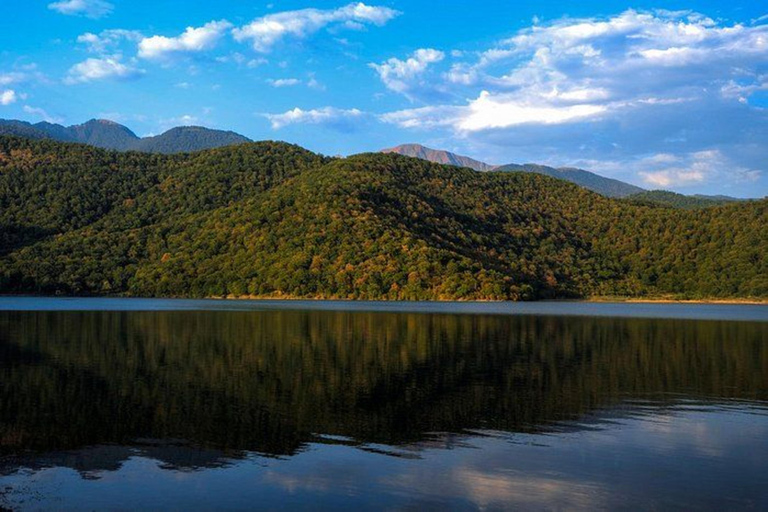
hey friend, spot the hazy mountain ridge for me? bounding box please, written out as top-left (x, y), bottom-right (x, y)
top-left (0, 118), bottom-right (251, 154)
top-left (0, 135), bottom-right (765, 300)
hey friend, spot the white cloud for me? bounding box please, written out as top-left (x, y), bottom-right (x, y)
top-left (233, 3), bottom-right (400, 52)
top-left (0, 90), bottom-right (18, 106)
top-left (377, 9), bottom-right (768, 194)
top-left (169, 115), bottom-right (199, 126)
top-left (139, 20), bottom-right (233, 60)
top-left (384, 9), bottom-right (768, 131)
top-left (77, 30), bottom-right (143, 54)
top-left (459, 90), bottom-right (607, 130)
top-left (637, 149), bottom-right (761, 188)
top-left (23, 105), bottom-right (63, 124)
top-left (0, 72), bottom-right (26, 86)
top-left (64, 57), bottom-right (144, 84)
top-left (248, 58), bottom-right (268, 68)
top-left (307, 77), bottom-right (325, 90)
top-left (570, 149), bottom-right (762, 191)
top-left (264, 106), bottom-right (364, 129)
top-left (48, 0), bottom-right (113, 19)
top-left (267, 78), bottom-right (301, 87)
top-left (370, 48), bottom-right (445, 97)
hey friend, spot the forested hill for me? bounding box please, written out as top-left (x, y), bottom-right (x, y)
top-left (625, 190), bottom-right (746, 209)
top-left (0, 118), bottom-right (251, 153)
top-left (0, 136), bottom-right (765, 300)
top-left (494, 163), bottom-right (644, 198)
top-left (380, 143), bottom-right (644, 198)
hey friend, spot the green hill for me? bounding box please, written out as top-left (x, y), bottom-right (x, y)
top-left (381, 143), bottom-right (645, 198)
top-left (626, 190), bottom-right (745, 209)
top-left (495, 163), bottom-right (644, 198)
top-left (0, 136), bottom-right (765, 300)
top-left (134, 126), bottom-right (251, 154)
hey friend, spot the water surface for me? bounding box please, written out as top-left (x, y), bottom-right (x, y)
top-left (0, 300), bottom-right (766, 510)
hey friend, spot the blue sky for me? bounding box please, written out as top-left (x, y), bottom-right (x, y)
top-left (1, 1), bottom-right (766, 197)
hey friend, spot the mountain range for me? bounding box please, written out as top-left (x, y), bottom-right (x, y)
top-left (0, 118), bottom-right (250, 154)
top-left (0, 118), bottom-right (748, 204)
top-left (1, 135), bottom-right (765, 300)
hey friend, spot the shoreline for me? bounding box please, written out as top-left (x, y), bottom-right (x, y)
top-left (585, 297), bottom-right (768, 305)
top-left (210, 294), bottom-right (768, 305)
top-left (1, 293), bottom-right (767, 305)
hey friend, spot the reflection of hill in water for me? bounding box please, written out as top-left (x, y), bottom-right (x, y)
top-left (0, 440), bottom-right (242, 479)
top-left (1, 311), bottom-right (766, 471)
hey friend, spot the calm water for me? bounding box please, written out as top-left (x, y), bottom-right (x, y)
top-left (0, 299), bottom-right (766, 510)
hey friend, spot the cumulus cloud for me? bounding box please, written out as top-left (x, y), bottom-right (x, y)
top-left (77, 30), bottom-right (143, 54)
top-left (48, 0), bottom-right (113, 19)
top-left (0, 72), bottom-right (27, 86)
top-left (267, 78), bottom-right (302, 87)
top-left (164, 114), bottom-right (199, 126)
top-left (0, 90), bottom-right (18, 106)
top-left (233, 3), bottom-right (400, 52)
top-left (636, 150), bottom-right (761, 188)
top-left (370, 48), bottom-right (445, 98)
top-left (139, 20), bottom-right (233, 60)
top-left (385, 11), bottom-right (768, 131)
top-left (264, 107), bottom-right (365, 130)
top-left (64, 57), bottom-right (144, 84)
top-left (378, 9), bottom-right (768, 194)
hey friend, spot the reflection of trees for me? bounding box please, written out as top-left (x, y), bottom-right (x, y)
top-left (1, 311), bottom-right (766, 461)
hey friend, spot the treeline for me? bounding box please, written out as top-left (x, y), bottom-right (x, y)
top-left (624, 189), bottom-right (744, 209)
top-left (0, 136), bottom-right (765, 300)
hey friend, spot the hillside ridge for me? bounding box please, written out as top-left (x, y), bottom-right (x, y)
top-left (0, 135), bottom-right (764, 301)
top-left (0, 118), bottom-right (251, 154)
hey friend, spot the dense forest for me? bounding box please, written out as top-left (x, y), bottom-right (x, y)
top-left (0, 135), bottom-right (765, 300)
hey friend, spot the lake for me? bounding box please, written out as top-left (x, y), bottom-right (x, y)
top-left (0, 299), bottom-right (766, 510)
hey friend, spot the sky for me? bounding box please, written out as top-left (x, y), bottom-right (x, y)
top-left (1, 1), bottom-right (767, 197)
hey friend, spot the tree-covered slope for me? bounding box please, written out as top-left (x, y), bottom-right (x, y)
top-left (625, 190), bottom-right (746, 209)
top-left (0, 137), bottom-right (764, 299)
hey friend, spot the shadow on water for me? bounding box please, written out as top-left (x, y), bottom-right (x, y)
top-left (0, 310), bottom-right (766, 476)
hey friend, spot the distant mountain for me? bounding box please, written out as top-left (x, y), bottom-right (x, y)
top-left (494, 163), bottom-right (644, 198)
top-left (0, 119), bottom-right (56, 140)
top-left (382, 143), bottom-right (497, 172)
top-left (134, 126), bottom-right (251, 154)
top-left (0, 118), bottom-right (251, 153)
top-left (69, 119), bottom-right (139, 150)
top-left (626, 190), bottom-right (747, 209)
